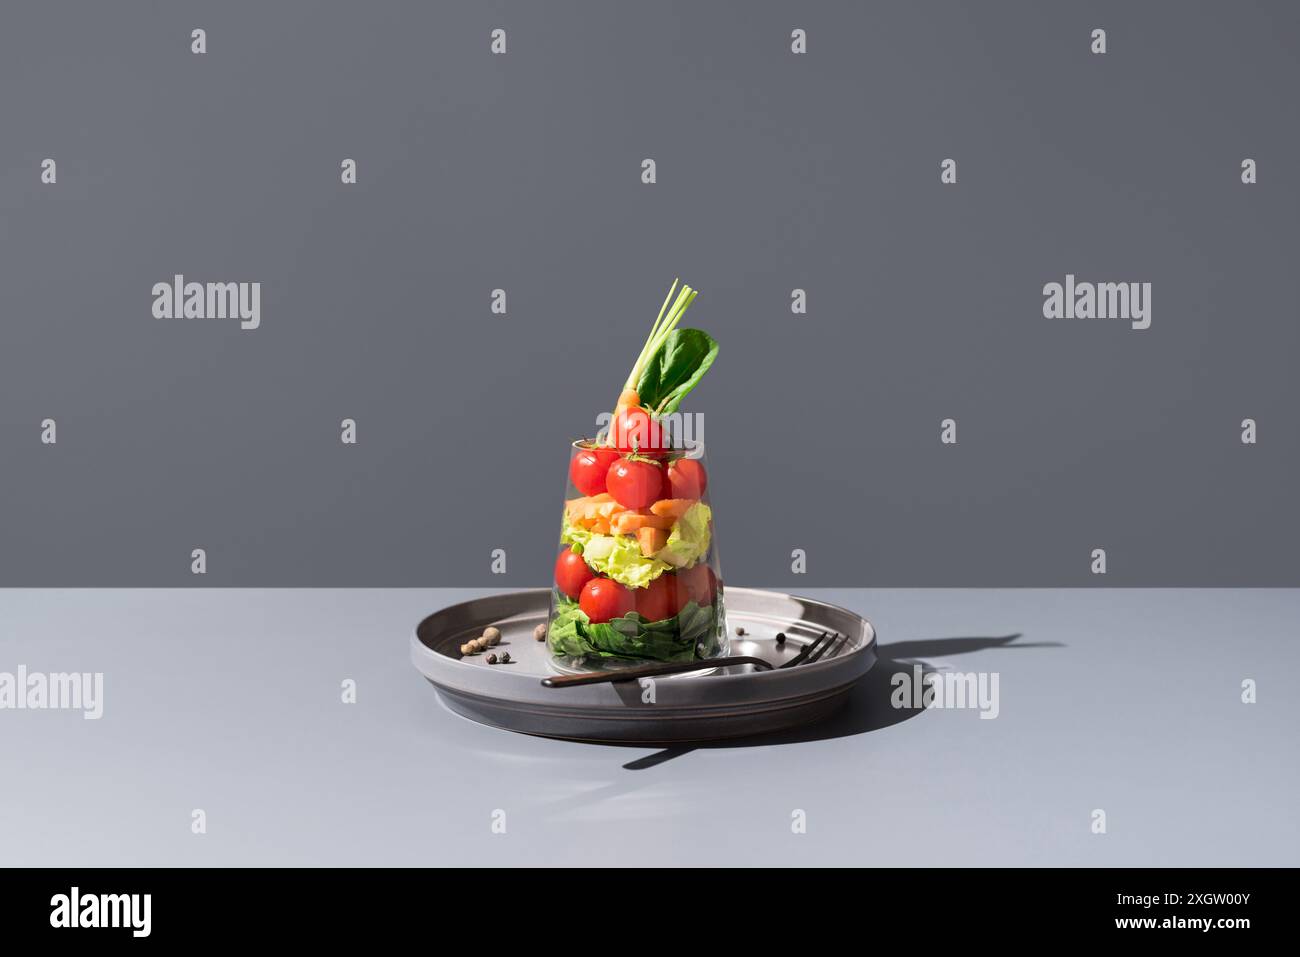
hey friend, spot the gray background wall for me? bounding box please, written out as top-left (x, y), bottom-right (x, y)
top-left (2, 0), bottom-right (1296, 587)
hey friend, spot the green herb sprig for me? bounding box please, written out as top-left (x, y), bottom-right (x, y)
top-left (611, 279), bottom-right (718, 423)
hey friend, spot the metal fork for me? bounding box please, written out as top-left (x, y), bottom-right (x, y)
top-left (540, 630), bottom-right (845, 688)
top-left (781, 630), bottom-right (844, 668)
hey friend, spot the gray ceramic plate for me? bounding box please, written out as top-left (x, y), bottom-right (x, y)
top-left (411, 587), bottom-right (878, 744)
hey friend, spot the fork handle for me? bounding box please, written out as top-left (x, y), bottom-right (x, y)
top-left (541, 655), bottom-right (774, 688)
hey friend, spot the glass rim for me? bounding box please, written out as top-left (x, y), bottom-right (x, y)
top-left (569, 437), bottom-right (705, 457)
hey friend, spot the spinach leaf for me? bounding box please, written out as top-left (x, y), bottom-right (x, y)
top-left (585, 611), bottom-right (697, 661)
top-left (578, 602), bottom-right (717, 662)
top-left (548, 590), bottom-right (721, 662)
top-left (672, 600), bottom-right (720, 656)
top-left (546, 594), bottom-right (596, 658)
top-left (635, 328), bottom-right (718, 417)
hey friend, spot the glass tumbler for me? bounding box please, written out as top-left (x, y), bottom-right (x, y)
top-left (546, 439), bottom-right (727, 672)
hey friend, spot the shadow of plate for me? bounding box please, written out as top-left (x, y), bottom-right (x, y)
top-left (622, 632), bottom-right (1060, 770)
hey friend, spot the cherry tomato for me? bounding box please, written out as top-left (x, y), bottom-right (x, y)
top-left (610, 406), bottom-right (666, 454)
top-left (659, 464), bottom-right (674, 501)
top-left (569, 447), bottom-right (621, 496)
top-left (675, 564), bottom-right (718, 612)
top-left (606, 457), bottom-right (664, 510)
top-left (634, 574), bottom-right (677, 623)
top-left (667, 457), bottom-right (708, 499)
top-left (554, 547), bottom-right (595, 600)
top-left (580, 577), bottom-right (634, 624)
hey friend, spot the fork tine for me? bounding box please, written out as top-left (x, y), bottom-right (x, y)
top-left (805, 631), bottom-right (844, 664)
top-left (807, 630), bottom-right (834, 659)
top-left (779, 630), bottom-right (830, 669)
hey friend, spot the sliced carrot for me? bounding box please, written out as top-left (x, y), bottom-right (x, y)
top-left (566, 493), bottom-right (614, 522)
top-left (612, 510), bottom-right (675, 535)
top-left (579, 500), bottom-right (618, 522)
top-left (638, 526), bottom-right (669, 557)
top-left (649, 498), bottom-right (697, 520)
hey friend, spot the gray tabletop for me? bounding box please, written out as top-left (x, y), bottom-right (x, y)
top-left (1, 587), bottom-right (1295, 866)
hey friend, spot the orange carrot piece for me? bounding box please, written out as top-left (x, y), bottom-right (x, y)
top-left (649, 498), bottom-right (697, 520)
top-left (638, 526), bottom-right (669, 557)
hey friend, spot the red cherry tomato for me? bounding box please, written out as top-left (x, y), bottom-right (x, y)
top-left (605, 458), bottom-right (664, 510)
top-left (634, 574), bottom-right (677, 623)
top-left (554, 547), bottom-right (595, 600)
top-left (610, 407), bottom-right (666, 454)
top-left (675, 564), bottom-right (718, 612)
top-left (660, 464), bottom-right (674, 501)
top-left (569, 447), bottom-right (621, 496)
top-left (579, 577), bottom-right (634, 624)
top-left (667, 457), bottom-right (708, 499)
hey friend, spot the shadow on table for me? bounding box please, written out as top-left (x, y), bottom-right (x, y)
top-left (623, 632), bottom-right (1061, 770)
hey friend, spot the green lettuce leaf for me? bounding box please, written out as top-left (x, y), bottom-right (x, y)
top-left (560, 518), bottom-right (671, 588)
top-left (657, 502), bottom-right (712, 568)
top-left (560, 520), bottom-right (594, 549)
